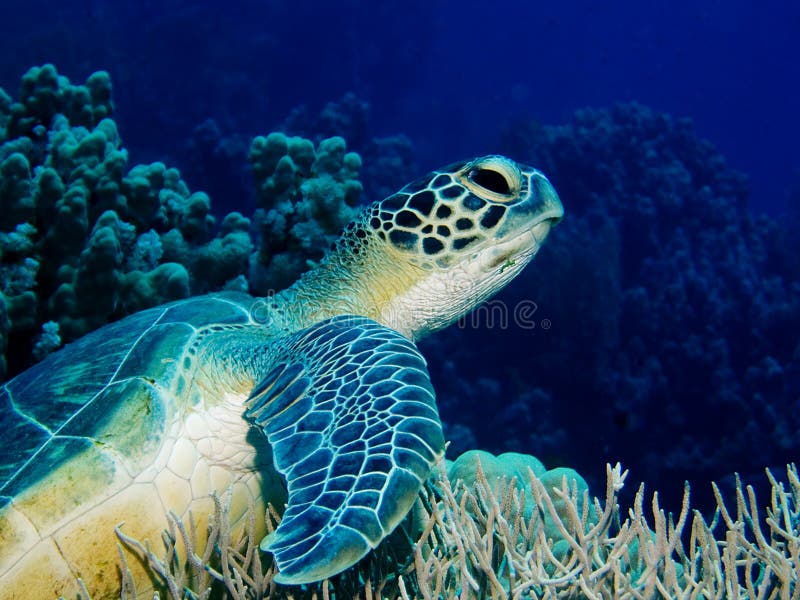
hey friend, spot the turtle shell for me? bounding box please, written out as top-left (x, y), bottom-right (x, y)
top-left (0, 293), bottom-right (256, 508)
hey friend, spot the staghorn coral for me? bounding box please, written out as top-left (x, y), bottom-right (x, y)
top-left (82, 452), bottom-right (799, 599)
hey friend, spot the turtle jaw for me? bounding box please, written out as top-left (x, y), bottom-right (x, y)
top-left (462, 215), bottom-right (557, 304)
top-left (473, 171), bottom-right (564, 278)
top-left (479, 210), bottom-right (562, 272)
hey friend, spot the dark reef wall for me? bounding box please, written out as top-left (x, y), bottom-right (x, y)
top-left (426, 104), bottom-right (800, 511)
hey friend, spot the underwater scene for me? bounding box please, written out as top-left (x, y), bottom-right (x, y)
top-left (1, 1), bottom-right (799, 598)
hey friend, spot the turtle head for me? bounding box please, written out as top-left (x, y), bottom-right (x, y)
top-left (287, 155), bottom-right (562, 339)
top-left (358, 156), bottom-right (563, 337)
top-left (371, 155), bottom-right (562, 267)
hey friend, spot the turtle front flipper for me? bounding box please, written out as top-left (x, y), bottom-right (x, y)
top-left (245, 315), bottom-right (445, 585)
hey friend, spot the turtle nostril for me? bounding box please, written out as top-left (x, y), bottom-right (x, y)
top-left (468, 168), bottom-right (511, 195)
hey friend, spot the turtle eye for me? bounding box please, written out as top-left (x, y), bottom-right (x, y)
top-left (457, 156), bottom-right (521, 202)
top-left (468, 167), bottom-right (511, 196)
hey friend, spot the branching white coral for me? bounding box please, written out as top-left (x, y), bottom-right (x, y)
top-left (79, 460), bottom-right (799, 600)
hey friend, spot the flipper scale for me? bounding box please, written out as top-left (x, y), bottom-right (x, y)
top-left (245, 315), bottom-right (444, 584)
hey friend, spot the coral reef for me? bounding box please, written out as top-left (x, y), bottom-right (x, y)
top-left (184, 118), bottom-right (255, 217)
top-left (282, 92), bottom-right (371, 150)
top-left (0, 66), bottom-right (365, 378)
top-left (446, 449), bottom-right (594, 545)
top-left (280, 92), bottom-right (419, 203)
top-left (179, 92), bottom-right (418, 230)
top-left (519, 105), bottom-right (800, 501)
top-left (248, 132), bottom-right (362, 292)
top-left (0, 65), bottom-right (213, 374)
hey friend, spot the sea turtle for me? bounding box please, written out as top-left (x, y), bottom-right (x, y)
top-left (0, 155), bottom-right (563, 598)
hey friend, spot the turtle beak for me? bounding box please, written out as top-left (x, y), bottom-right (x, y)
top-left (496, 170), bottom-right (563, 245)
top-left (530, 218), bottom-right (555, 247)
top-left (530, 171), bottom-right (564, 227)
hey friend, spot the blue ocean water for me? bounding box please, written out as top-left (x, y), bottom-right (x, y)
top-left (1, 0), bottom-right (799, 516)
top-left (3, 0), bottom-right (798, 213)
